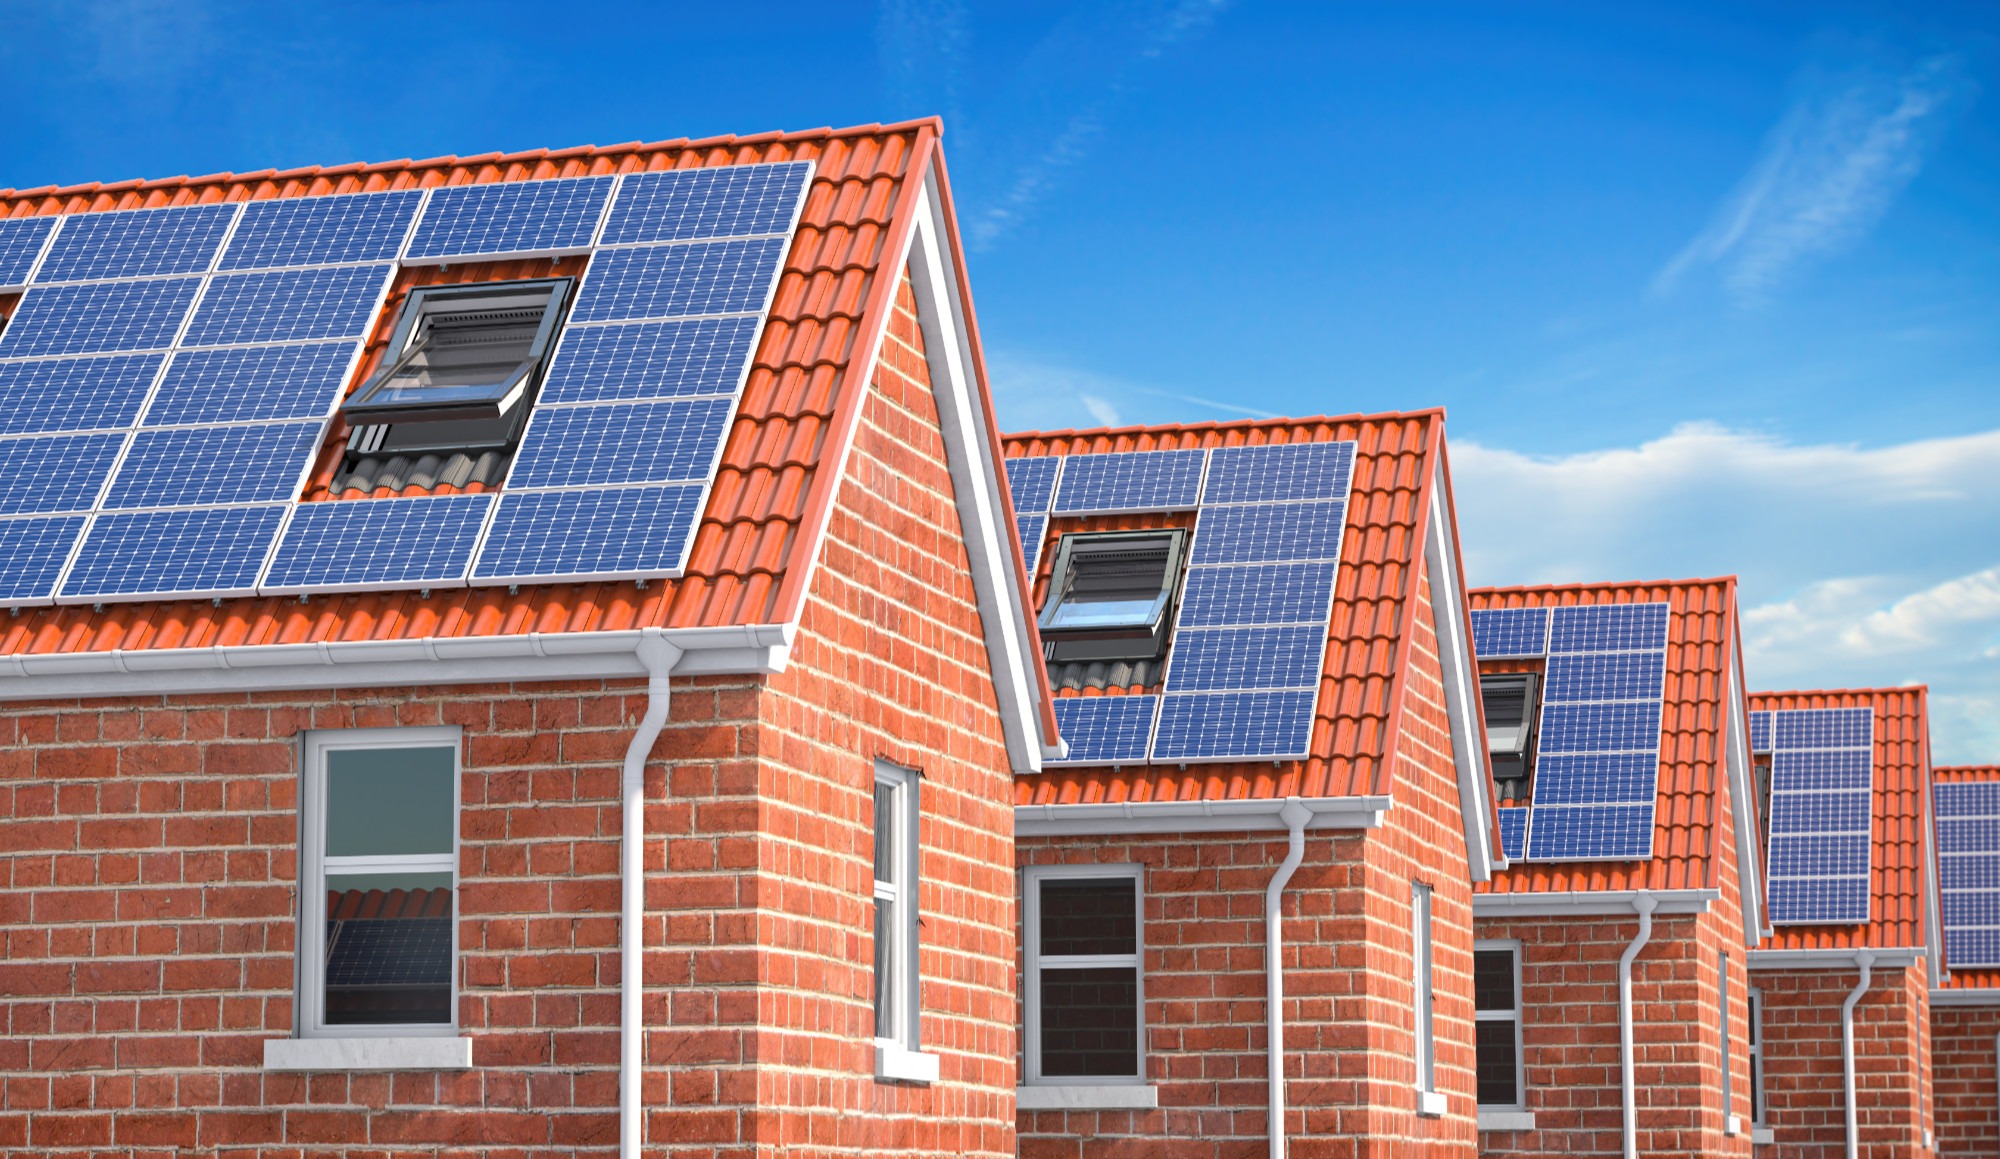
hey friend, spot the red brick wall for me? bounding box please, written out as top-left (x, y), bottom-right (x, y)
top-left (1933, 1003), bottom-right (2000, 1157)
top-left (1754, 964), bottom-right (1933, 1158)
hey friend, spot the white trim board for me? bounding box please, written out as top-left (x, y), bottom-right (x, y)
top-left (1747, 948), bottom-right (1924, 971)
top-left (1016, 794), bottom-right (1392, 838)
top-left (1473, 889), bottom-right (1720, 918)
top-left (1421, 460), bottom-right (1497, 882)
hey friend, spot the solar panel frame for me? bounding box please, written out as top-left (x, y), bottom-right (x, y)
top-left (0, 216), bottom-right (60, 289)
top-left (142, 342), bottom-right (360, 427)
top-left (1045, 695), bottom-right (1160, 766)
top-left (1547, 602), bottom-right (1672, 654)
top-left (568, 237), bottom-right (791, 324)
top-left (1017, 514), bottom-right (1048, 575)
top-left (0, 277), bottom-right (204, 358)
top-left (1003, 457), bottom-right (1062, 517)
top-left (0, 432), bottom-right (127, 515)
top-left (1528, 753), bottom-right (1660, 806)
top-left (1185, 499), bottom-right (1347, 566)
top-left (1049, 449), bottom-right (1205, 516)
top-left (101, 421), bottom-right (326, 510)
top-left (261, 494), bottom-right (496, 594)
top-left (1936, 776), bottom-right (2000, 966)
top-left (1541, 651), bottom-right (1668, 704)
top-left (1767, 877), bottom-right (1869, 925)
top-left (0, 354), bottom-right (164, 435)
top-left (1176, 562), bottom-right (1339, 629)
top-left (56, 504), bottom-right (288, 604)
top-left (1161, 625), bottom-right (1326, 693)
top-left (0, 514), bottom-right (89, 604)
top-left (537, 316), bottom-right (762, 405)
top-left (180, 264), bottom-right (395, 347)
top-left (1947, 927), bottom-right (2000, 969)
top-left (599, 160), bottom-right (814, 246)
top-left (1938, 782), bottom-right (2000, 819)
top-left (1469, 606), bottom-right (1550, 658)
top-left (1200, 441), bottom-right (1355, 505)
top-left (468, 484), bottom-right (707, 586)
top-left (404, 175), bottom-right (617, 262)
top-left (219, 189), bottom-right (425, 271)
top-left (1497, 808), bottom-right (1529, 861)
top-left (1150, 691), bottom-right (1318, 762)
top-left (1749, 710), bottom-right (1773, 753)
top-left (1764, 706), bottom-right (1876, 925)
top-left (1524, 803), bottom-right (1655, 861)
top-left (32, 202), bottom-right (239, 285)
top-left (504, 398), bottom-right (734, 490)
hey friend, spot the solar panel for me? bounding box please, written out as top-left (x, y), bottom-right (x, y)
top-left (144, 343), bottom-right (357, 426)
top-left (181, 265), bottom-right (393, 347)
top-left (1004, 457), bottom-right (1062, 516)
top-left (1944, 890), bottom-right (2000, 927)
top-left (0, 354), bottom-right (163, 435)
top-left (1186, 500), bottom-right (1347, 566)
top-left (1049, 450), bottom-right (1204, 516)
top-left (1538, 702), bottom-right (1665, 755)
top-left (1938, 782), bottom-right (2000, 819)
top-left (1943, 854), bottom-right (2000, 892)
top-left (1936, 777), bottom-right (2000, 965)
top-left (1162, 625), bottom-right (1324, 692)
top-left (59, 504), bottom-right (286, 602)
top-left (470, 484), bottom-right (705, 584)
top-left (0, 433), bottom-right (125, 515)
top-left (102, 422), bottom-right (322, 509)
top-left (1524, 803), bottom-right (1654, 861)
top-left (1768, 833), bottom-right (1870, 877)
top-left (0, 515), bottom-right (87, 602)
top-left (1948, 927), bottom-right (2000, 969)
top-left (538, 316), bottom-right (761, 404)
top-left (33, 203), bottom-right (237, 284)
top-left (600, 162), bottom-right (813, 245)
top-left (0, 216), bottom-right (59, 288)
top-left (1497, 808), bottom-right (1528, 860)
top-left (1150, 691), bottom-right (1318, 762)
top-left (404, 176), bottom-right (615, 261)
top-left (569, 237), bottom-right (789, 323)
top-left (1017, 514), bottom-right (1048, 574)
top-left (1770, 748), bottom-right (1871, 791)
top-left (1542, 652), bottom-right (1668, 703)
top-left (1764, 706), bottom-right (1875, 925)
top-left (505, 398), bottom-right (733, 490)
top-left (1772, 707), bottom-right (1874, 750)
top-left (1048, 696), bottom-right (1158, 765)
top-left (1749, 709), bottom-right (1773, 753)
top-left (1767, 877), bottom-right (1868, 925)
top-left (0, 277), bottom-right (202, 357)
top-left (1528, 753), bottom-right (1659, 805)
top-left (262, 495), bottom-right (494, 592)
top-left (1547, 603), bottom-right (1671, 654)
top-left (220, 189), bottom-right (423, 270)
top-left (1177, 562), bottom-right (1338, 628)
top-left (1200, 441), bottom-right (1355, 505)
top-left (1469, 606), bottom-right (1550, 658)
top-left (1942, 818), bottom-right (2000, 855)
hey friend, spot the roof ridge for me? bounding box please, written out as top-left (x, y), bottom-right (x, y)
top-left (1750, 685), bottom-right (1930, 700)
top-left (1003, 406), bottom-right (1448, 445)
top-left (1469, 575), bottom-right (1738, 595)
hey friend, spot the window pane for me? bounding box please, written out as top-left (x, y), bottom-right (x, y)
top-left (1474, 949), bottom-right (1516, 1011)
top-left (323, 870), bottom-right (452, 1025)
top-left (874, 896), bottom-right (894, 1039)
top-left (1040, 965), bottom-right (1138, 1077)
top-left (1475, 1019), bottom-right (1519, 1106)
top-left (1040, 878), bottom-right (1136, 957)
top-left (1044, 593), bottom-right (1164, 630)
top-left (326, 747), bottom-right (454, 857)
top-left (874, 783), bottom-right (897, 884)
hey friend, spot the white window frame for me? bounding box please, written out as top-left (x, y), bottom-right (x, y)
top-left (1414, 881), bottom-right (1442, 1114)
top-left (1022, 863), bottom-right (1147, 1087)
top-left (872, 760), bottom-right (934, 1083)
top-left (296, 726), bottom-right (461, 1041)
top-left (1719, 951), bottom-right (1734, 1128)
top-left (1748, 985), bottom-right (1766, 1128)
top-left (1474, 938), bottom-right (1526, 1111)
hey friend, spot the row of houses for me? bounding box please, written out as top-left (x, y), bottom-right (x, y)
top-left (0, 118), bottom-right (1993, 1158)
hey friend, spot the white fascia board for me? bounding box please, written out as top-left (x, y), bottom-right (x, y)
top-left (906, 172), bottom-right (1053, 774)
top-left (1473, 888), bottom-right (1720, 919)
top-left (1722, 648), bottom-right (1764, 941)
top-left (1421, 463), bottom-right (1497, 882)
top-left (1746, 947), bottom-right (1925, 972)
top-left (1929, 987), bottom-right (2000, 1007)
top-left (1016, 794), bottom-right (1391, 838)
top-left (0, 622), bottom-right (794, 701)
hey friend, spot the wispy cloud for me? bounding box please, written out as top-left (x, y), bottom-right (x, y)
top-left (989, 349), bottom-right (1279, 432)
top-left (876, 0), bottom-right (969, 130)
top-left (1655, 52), bottom-right (1972, 306)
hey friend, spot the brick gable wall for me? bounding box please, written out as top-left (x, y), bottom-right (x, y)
top-left (1755, 965), bottom-right (1933, 1158)
top-left (1933, 1004), bottom-right (2000, 1157)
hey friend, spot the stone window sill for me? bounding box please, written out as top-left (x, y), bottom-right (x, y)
top-left (1477, 1109), bottom-right (1535, 1131)
top-left (1418, 1089), bottom-right (1447, 1118)
top-left (875, 1042), bottom-right (939, 1084)
top-left (1016, 1084), bottom-right (1159, 1111)
top-left (264, 1036), bottom-right (472, 1072)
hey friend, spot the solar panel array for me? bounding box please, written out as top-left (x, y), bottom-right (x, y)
top-left (1936, 779), bottom-right (2000, 968)
top-left (1754, 707), bottom-right (1876, 925)
top-left (1469, 602), bottom-right (1673, 861)
top-left (0, 161), bottom-right (814, 604)
top-left (1009, 441), bottom-right (1356, 766)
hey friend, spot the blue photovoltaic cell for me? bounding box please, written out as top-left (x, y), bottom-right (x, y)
top-left (0, 277), bottom-right (201, 357)
top-left (1528, 753), bottom-right (1659, 806)
top-left (1768, 877), bottom-right (1869, 925)
top-left (1498, 809), bottom-right (1528, 860)
top-left (263, 495), bottom-right (494, 590)
top-left (1768, 833), bottom-right (1870, 877)
top-left (1188, 500), bottom-right (1347, 566)
top-left (1150, 690), bottom-right (1317, 761)
top-left (568, 237), bottom-right (786, 323)
top-left (1525, 804), bottom-right (1654, 861)
top-left (1050, 696), bottom-right (1159, 765)
top-left (1749, 710), bottom-right (1772, 753)
top-left (1177, 562), bottom-right (1338, 628)
top-left (1944, 890), bottom-right (2000, 927)
top-left (33, 203), bottom-right (236, 284)
top-left (1770, 748), bottom-right (1873, 792)
top-left (1772, 707), bottom-right (1875, 750)
top-left (144, 343), bottom-right (356, 426)
top-left (0, 354), bottom-right (162, 435)
top-left (1017, 515), bottom-right (1047, 574)
top-left (539, 317), bottom-right (760, 404)
top-left (0, 515), bottom-right (87, 601)
top-left (1768, 790), bottom-right (1871, 835)
top-left (405, 176), bottom-right (615, 260)
top-left (1469, 606), bottom-right (1550, 658)
top-left (1537, 701), bottom-right (1663, 755)
top-left (220, 190), bottom-right (423, 270)
top-left (1940, 818), bottom-right (2000, 856)
top-left (1050, 450), bottom-right (1204, 515)
top-left (1004, 457), bottom-right (1062, 516)
top-left (103, 422), bottom-right (322, 509)
top-left (599, 162), bottom-right (812, 245)
top-left (1164, 625), bottom-right (1324, 692)
top-left (1547, 602), bottom-right (1671, 654)
top-left (60, 504), bottom-right (286, 600)
top-left (1542, 651), bottom-right (1666, 703)
top-left (0, 433), bottom-right (125, 515)
top-left (1939, 782), bottom-right (2000, 819)
top-left (1943, 855), bottom-right (2000, 891)
top-left (471, 484), bottom-right (705, 582)
top-left (181, 265), bottom-right (391, 347)
top-left (1200, 441), bottom-right (1355, 505)
top-left (0, 217), bottom-right (58, 286)
top-left (1947, 927), bottom-right (2000, 968)
top-left (506, 399), bottom-right (733, 489)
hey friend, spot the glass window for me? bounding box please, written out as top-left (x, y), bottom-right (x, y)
top-left (1414, 881), bottom-right (1436, 1093)
top-left (1036, 530), bottom-right (1186, 665)
top-left (1025, 867), bottom-right (1143, 1082)
top-left (873, 762), bottom-right (920, 1051)
top-left (1475, 941), bottom-right (1524, 1108)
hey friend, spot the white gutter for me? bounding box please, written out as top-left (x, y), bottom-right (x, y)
top-left (1618, 897), bottom-right (1657, 1159)
top-left (1016, 795), bottom-right (1392, 838)
top-left (1748, 947), bottom-right (1922, 971)
top-left (621, 631), bottom-right (683, 1159)
top-left (1840, 951), bottom-right (1875, 1159)
top-left (1473, 888), bottom-right (1717, 919)
top-left (1928, 986), bottom-right (2000, 1007)
top-left (1265, 800), bottom-right (1311, 1159)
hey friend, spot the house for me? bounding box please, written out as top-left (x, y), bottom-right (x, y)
top-left (1744, 687), bottom-right (1940, 1158)
top-left (1929, 763), bottom-right (2000, 1158)
top-left (0, 120), bottom-right (1060, 1157)
top-left (1467, 578), bottom-right (1762, 1158)
top-left (1003, 411), bottom-right (1501, 1158)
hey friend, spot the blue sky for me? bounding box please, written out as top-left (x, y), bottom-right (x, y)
top-left (4, 1), bottom-right (1998, 759)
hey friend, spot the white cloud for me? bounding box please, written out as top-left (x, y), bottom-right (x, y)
top-left (989, 349), bottom-right (1282, 433)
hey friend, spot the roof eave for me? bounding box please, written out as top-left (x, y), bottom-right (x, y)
top-left (1016, 794), bottom-right (1393, 837)
top-left (1473, 888), bottom-right (1720, 918)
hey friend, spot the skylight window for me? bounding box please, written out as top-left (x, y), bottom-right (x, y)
top-left (1481, 673), bottom-right (1539, 801)
top-left (1037, 530), bottom-right (1186, 664)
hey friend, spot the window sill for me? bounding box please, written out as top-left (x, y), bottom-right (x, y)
top-left (264, 1036), bottom-right (472, 1072)
top-left (875, 1042), bottom-right (938, 1084)
top-left (1417, 1089), bottom-right (1447, 1118)
top-left (1476, 1109), bottom-right (1535, 1131)
top-left (1016, 1084), bottom-right (1159, 1111)
top-left (1752, 1126), bottom-right (1774, 1145)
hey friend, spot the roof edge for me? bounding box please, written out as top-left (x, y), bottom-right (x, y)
top-left (1016, 794), bottom-right (1393, 837)
top-left (1749, 684), bottom-right (1932, 700)
top-left (1470, 574), bottom-right (1741, 597)
top-left (1002, 407), bottom-right (1449, 449)
top-left (1747, 947), bottom-right (1924, 971)
top-left (1473, 888), bottom-right (1720, 918)
top-left (1931, 986), bottom-right (2000, 1006)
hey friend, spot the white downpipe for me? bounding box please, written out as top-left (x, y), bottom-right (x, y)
top-left (1264, 799), bottom-right (1312, 1159)
top-left (1618, 897), bottom-right (1658, 1159)
top-left (1841, 951), bottom-right (1876, 1159)
top-left (621, 631), bottom-right (683, 1159)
